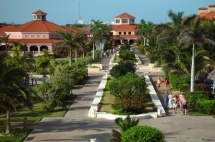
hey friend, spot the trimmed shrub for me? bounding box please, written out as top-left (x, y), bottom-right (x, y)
top-left (196, 100), bottom-right (215, 115)
top-left (110, 61), bottom-right (136, 79)
top-left (169, 74), bottom-right (189, 90)
top-left (119, 50), bottom-right (135, 61)
top-left (114, 96), bottom-right (147, 114)
top-left (138, 44), bottom-right (145, 55)
top-left (122, 125), bottom-right (165, 142)
top-left (120, 43), bottom-right (130, 50)
top-left (184, 91), bottom-right (209, 108)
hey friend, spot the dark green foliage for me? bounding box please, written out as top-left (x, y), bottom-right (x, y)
top-left (94, 50), bottom-right (102, 63)
top-left (119, 50), bottom-right (135, 61)
top-left (138, 44), bottom-right (145, 55)
top-left (194, 83), bottom-right (213, 99)
top-left (120, 43), bottom-right (130, 50)
top-left (110, 61), bottom-right (136, 79)
top-left (196, 100), bottom-right (215, 115)
top-left (122, 125), bottom-right (165, 142)
top-left (108, 115), bottom-right (139, 142)
top-left (184, 91), bottom-right (209, 108)
top-left (114, 96), bottom-right (147, 114)
top-left (169, 74), bottom-right (189, 90)
top-left (35, 55), bottom-right (55, 74)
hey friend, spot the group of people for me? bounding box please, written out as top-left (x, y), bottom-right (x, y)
top-left (157, 77), bottom-right (169, 88)
top-left (163, 91), bottom-right (188, 115)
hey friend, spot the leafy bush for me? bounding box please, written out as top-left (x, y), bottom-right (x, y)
top-left (110, 61), bottom-right (136, 78)
top-left (35, 55), bottom-right (55, 74)
top-left (120, 43), bottom-right (130, 50)
top-left (119, 50), bottom-right (135, 61)
top-left (122, 125), bottom-right (165, 142)
top-left (138, 44), bottom-right (145, 55)
top-left (169, 74), bottom-right (189, 90)
top-left (194, 83), bottom-right (213, 99)
top-left (184, 91), bottom-right (209, 108)
top-left (114, 96), bottom-right (147, 114)
top-left (196, 100), bottom-right (215, 115)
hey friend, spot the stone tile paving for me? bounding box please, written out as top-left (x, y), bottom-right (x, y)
top-left (24, 47), bottom-right (215, 142)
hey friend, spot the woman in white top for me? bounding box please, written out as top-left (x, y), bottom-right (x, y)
top-left (168, 92), bottom-right (173, 109)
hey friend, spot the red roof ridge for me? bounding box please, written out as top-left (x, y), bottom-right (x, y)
top-left (42, 20), bottom-right (51, 31)
top-left (32, 10), bottom-right (47, 15)
top-left (208, 4), bottom-right (215, 7)
top-left (115, 12), bottom-right (135, 18)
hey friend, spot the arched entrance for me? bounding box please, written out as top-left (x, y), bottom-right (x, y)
top-left (129, 39), bottom-right (134, 45)
top-left (30, 46), bottom-right (38, 52)
top-left (40, 45), bottom-right (48, 51)
top-left (114, 40), bottom-right (121, 46)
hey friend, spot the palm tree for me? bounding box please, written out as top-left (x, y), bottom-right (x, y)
top-left (56, 30), bottom-right (86, 96)
top-left (136, 19), bottom-right (154, 45)
top-left (6, 45), bottom-right (34, 71)
top-left (91, 19), bottom-right (112, 56)
top-left (0, 52), bottom-right (33, 133)
top-left (0, 34), bottom-right (10, 51)
top-left (108, 115), bottom-right (139, 142)
top-left (179, 19), bottom-right (215, 92)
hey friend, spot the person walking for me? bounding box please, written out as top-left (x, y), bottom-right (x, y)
top-left (163, 91), bottom-right (169, 109)
top-left (164, 78), bottom-right (169, 88)
top-left (157, 77), bottom-right (161, 88)
top-left (168, 92), bottom-right (173, 109)
top-left (182, 97), bottom-right (188, 115)
top-left (172, 95), bottom-right (178, 114)
top-left (179, 92), bottom-right (185, 114)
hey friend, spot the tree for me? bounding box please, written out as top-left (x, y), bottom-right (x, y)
top-left (179, 19), bottom-right (215, 92)
top-left (108, 115), bottom-right (139, 142)
top-left (0, 34), bottom-right (10, 51)
top-left (136, 19), bottom-right (154, 45)
top-left (0, 52), bottom-right (33, 133)
top-left (91, 19), bottom-right (112, 56)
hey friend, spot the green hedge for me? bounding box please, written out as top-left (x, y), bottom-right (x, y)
top-left (169, 74), bottom-right (189, 90)
top-left (122, 125), bottom-right (165, 142)
top-left (196, 100), bottom-right (215, 115)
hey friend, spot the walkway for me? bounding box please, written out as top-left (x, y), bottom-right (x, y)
top-left (24, 47), bottom-right (215, 142)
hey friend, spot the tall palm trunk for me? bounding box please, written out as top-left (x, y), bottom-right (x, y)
top-left (190, 43), bottom-right (195, 92)
top-left (69, 50), bottom-right (73, 96)
top-left (75, 49), bottom-right (78, 62)
top-left (6, 110), bottom-right (11, 133)
top-left (93, 41), bottom-right (95, 60)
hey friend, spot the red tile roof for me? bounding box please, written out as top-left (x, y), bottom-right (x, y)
top-left (6, 20), bottom-right (67, 32)
top-left (0, 26), bottom-right (16, 34)
top-left (63, 26), bottom-right (91, 35)
top-left (113, 35), bottom-right (138, 39)
top-left (111, 24), bottom-right (137, 31)
top-left (208, 4), bottom-right (215, 7)
top-left (115, 12), bottom-right (135, 19)
top-left (32, 10), bottom-right (47, 15)
top-left (198, 11), bottom-right (215, 20)
top-left (198, 7), bottom-right (207, 10)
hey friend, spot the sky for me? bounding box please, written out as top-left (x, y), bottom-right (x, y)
top-left (0, 0), bottom-right (215, 25)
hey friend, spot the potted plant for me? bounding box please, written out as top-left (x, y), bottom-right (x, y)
top-left (97, 102), bottom-right (102, 112)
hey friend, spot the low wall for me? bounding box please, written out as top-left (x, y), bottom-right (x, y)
top-left (92, 64), bottom-right (102, 70)
top-left (88, 68), bottom-right (100, 73)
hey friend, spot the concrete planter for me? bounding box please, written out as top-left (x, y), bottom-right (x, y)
top-left (92, 64), bottom-right (102, 70)
top-left (88, 68), bottom-right (100, 73)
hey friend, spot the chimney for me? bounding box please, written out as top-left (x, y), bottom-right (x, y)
top-left (198, 7), bottom-right (208, 15)
top-left (208, 4), bottom-right (215, 12)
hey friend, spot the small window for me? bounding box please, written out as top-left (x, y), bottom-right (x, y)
top-left (119, 32), bottom-right (121, 35)
top-left (37, 15), bottom-right (41, 19)
top-left (25, 35), bottom-right (28, 38)
top-left (122, 19), bottom-right (128, 23)
top-left (43, 35), bottom-right (46, 37)
top-left (51, 35), bottom-right (53, 37)
top-left (42, 15), bottom-right (45, 20)
top-left (124, 32), bottom-right (126, 35)
top-left (116, 19), bottom-right (120, 23)
top-left (129, 32), bottom-right (131, 35)
top-left (37, 35), bottom-right (40, 38)
top-left (31, 35), bottom-right (34, 38)
top-left (34, 15), bottom-right (36, 19)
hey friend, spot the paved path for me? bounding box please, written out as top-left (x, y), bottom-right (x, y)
top-left (24, 47), bottom-right (215, 142)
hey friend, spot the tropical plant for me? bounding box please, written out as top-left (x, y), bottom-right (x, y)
top-left (0, 52), bottom-right (33, 133)
top-left (0, 34), bottom-right (10, 51)
top-left (108, 115), bottom-right (139, 142)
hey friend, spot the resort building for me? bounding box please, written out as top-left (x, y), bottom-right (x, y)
top-left (111, 12), bottom-right (138, 45)
top-left (0, 10), bottom-right (90, 55)
top-left (197, 4), bottom-right (215, 19)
